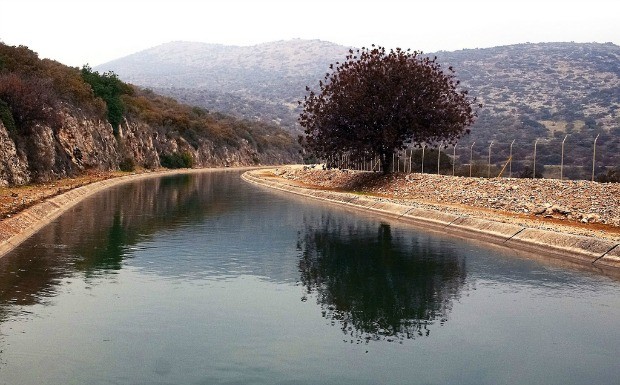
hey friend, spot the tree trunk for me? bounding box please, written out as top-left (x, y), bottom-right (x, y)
top-left (380, 151), bottom-right (393, 174)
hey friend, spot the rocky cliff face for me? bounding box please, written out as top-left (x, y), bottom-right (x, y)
top-left (0, 120), bottom-right (29, 186)
top-left (0, 106), bottom-right (297, 186)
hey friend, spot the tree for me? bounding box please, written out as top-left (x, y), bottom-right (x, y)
top-left (81, 65), bottom-right (131, 135)
top-left (299, 45), bottom-right (478, 173)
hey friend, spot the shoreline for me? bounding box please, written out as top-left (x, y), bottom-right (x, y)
top-left (241, 168), bottom-right (620, 274)
top-left (2, 165), bottom-right (618, 275)
top-left (0, 167), bottom-right (257, 259)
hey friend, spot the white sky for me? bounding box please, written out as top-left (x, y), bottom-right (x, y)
top-left (1, 0), bottom-right (618, 67)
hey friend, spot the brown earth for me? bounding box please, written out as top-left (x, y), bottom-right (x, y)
top-left (0, 169), bottom-right (132, 220)
top-left (267, 166), bottom-right (620, 242)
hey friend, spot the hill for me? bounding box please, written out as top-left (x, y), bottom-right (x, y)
top-left (0, 43), bottom-right (301, 186)
top-left (97, 39), bottom-right (352, 129)
top-left (98, 40), bottom-right (620, 180)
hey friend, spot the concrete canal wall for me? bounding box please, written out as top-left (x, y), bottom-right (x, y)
top-left (241, 170), bottom-right (620, 274)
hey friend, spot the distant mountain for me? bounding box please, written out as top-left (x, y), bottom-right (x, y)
top-left (98, 40), bottom-right (620, 178)
top-left (97, 39), bottom-right (352, 129)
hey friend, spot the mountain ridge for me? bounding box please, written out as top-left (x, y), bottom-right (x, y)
top-left (97, 39), bottom-right (620, 179)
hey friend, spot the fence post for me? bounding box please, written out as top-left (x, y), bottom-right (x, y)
top-left (469, 142), bottom-right (475, 177)
top-left (488, 141), bottom-right (493, 178)
top-left (533, 139), bottom-right (538, 179)
top-left (560, 134), bottom-right (568, 180)
top-left (592, 133), bottom-right (600, 182)
top-left (453, 143), bottom-right (457, 176)
top-left (509, 139), bottom-right (515, 178)
top-left (422, 144), bottom-right (426, 174)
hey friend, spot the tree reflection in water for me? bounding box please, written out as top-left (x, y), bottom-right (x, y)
top-left (297, 216), bottom-right (467, 343)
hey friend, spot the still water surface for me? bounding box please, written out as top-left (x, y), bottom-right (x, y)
top-left (0, 170), bottom-right (619, 385)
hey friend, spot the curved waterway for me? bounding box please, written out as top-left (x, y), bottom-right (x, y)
top-left (0, 170), bottom-right (619, 385)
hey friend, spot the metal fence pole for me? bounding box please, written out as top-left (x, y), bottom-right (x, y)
top-left (469, 142), bottom-right (475, 177)
top-left (487, 141), bottom-right (493, 178)
top-left (533, 139), bottom-right (538, 179)
top-left (592, 133), bottom-right (600, 182)
top-left (560, 134), bottom-right (568, 180)
top-left (509, 139), bottom-right (515, 178)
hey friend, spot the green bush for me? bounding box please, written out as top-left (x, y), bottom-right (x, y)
top-left (119, 157), bottom-right (135, 172)
top-left (81, 65), bottom-right (130, 135)
top-left (0, 98), bottom-right (16, 132)
top-left (160, 152), bottom-right (193, 169)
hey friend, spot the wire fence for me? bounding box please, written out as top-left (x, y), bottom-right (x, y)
top-left (326, 134), bottom-right (620, 182)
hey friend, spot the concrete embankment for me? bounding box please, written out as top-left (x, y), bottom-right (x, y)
top-left (241, 169), bottom-right (620, 273)
top-left (0, 168), bottom-right (252, 259)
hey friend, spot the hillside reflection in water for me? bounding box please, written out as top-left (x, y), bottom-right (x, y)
top-left (0, 173), bottom-right (235, 316)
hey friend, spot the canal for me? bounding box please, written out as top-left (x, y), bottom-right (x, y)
top-left (0, 170), bottom-right (619, 384)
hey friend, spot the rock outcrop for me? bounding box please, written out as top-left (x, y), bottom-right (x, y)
top-left (0, 106), bottom-right (298, 186)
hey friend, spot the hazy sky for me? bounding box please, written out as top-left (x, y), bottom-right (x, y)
top-left (1, 0), bottom-right (618, 67)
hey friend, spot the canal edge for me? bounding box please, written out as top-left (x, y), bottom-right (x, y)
top-left (241, 169), bottom-right (620, 274)
top-left (0, 167), bottom-right (259, 259)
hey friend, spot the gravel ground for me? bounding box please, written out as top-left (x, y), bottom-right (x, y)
top-left (273, 166), bottom-right (620, 242)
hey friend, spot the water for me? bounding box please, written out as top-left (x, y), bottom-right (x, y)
top-left (0, 170), bottom-right (619, 385)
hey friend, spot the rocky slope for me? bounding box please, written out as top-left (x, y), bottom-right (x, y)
top-left (0, 112), bottom-right (297, 186)
top-left (0, 43), bottom-right (301, 186)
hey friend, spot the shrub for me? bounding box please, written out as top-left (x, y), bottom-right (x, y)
top-left (81, 65), bottom-right (131, 134)
top-left (0, 73), bottom-right (61, 132)
top-left (160, 152), bottom-right (193, 169)
top-left (119, 157), bottom-right (136, 172)
top-left (596, 167), bottom-right (620, 183)
top-left (0, 98), bottom-right (17, 132)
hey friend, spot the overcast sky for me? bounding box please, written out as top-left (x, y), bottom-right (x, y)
top-left (1, 0), bottom-right (618, 67)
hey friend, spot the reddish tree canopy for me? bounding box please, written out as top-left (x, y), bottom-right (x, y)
top-left (299, 45), bottom-right (479, 173)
